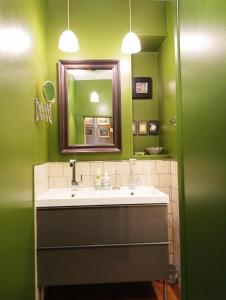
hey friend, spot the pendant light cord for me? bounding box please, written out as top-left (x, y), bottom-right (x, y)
top-left (129, 0), bottom-right (132, 32)
top-left (67, 0), bottom-right (70, 30)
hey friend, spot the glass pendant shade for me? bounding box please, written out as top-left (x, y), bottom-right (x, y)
top-left (121, 0), bottom-right (141, 54)
top-left (121, 31), bottom-right (141, 54)
top-left (58, 29), bottom-right (79, 53)
top-left (90, 91), bottom-right (99, 103)
top-left (58, 0), bottom-right (79, 53)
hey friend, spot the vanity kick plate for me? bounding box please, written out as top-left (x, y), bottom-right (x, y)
top-left (37, 244), bottom-right (169, 286)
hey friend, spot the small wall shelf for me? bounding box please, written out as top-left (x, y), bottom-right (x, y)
top-left (132, 154), bottom-right (171, 160)
top-left (138, 34), bottom-right (166, 52)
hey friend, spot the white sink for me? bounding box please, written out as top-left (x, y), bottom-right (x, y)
top-left (36, 186), bottom-right (169, 207)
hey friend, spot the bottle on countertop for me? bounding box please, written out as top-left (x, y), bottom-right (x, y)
top-left (102, 170), bottom-right (110, 189)
top-left (94, 167), bottom-right (102, 189)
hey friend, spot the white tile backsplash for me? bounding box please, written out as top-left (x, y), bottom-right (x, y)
top-left (159, 174), bottom-right (171, 187)
top-left (90, 162), bottom-right (104, 175)
top-left (171, 160), bottom-right (178, 175)
top-left (116, 161), bottom-right (130, 175)
top-left (49, 163), bottom-right (64, 177)
top-left (156, 160), bottom-right (170, 174)
top-left (34, 163), bottom-right (49, 197)
top-left (63, 163), bottom-right (72, 177)
top-left (172, 187), bottom-right (179, 203)
top-left (81, 175), bottom-right (95, 187)
top-left (119, 174), bottom-right (130, 186)
top-left (142, 160), bottom-right (155, 174)
top-left (34, 179), bottom-right (48, 198)
top-left (133, 161), bottom-right (142, 174)
top-left (34, 162), bottom-right (49, 183)
top-left (136, 175), bottom-right (146, 186)
top-left (77, 162), bottom-right (91, 176)
top-left (62, 161), bottom-right (91, 178)
top-left (171, 174), bottom-right (178, 189)
top-left (158, 187), bottom-right (171, 199)
top-left (103, 161), bottom-right (117, 175)
top-left (49, 176), bottom-right (68, 189)
top-left (55, 176), bottom-right (68, 188)
top-left (145, 174), bottom-right (160, 187)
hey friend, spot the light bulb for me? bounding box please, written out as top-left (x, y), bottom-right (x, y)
top-left (121, 31), bottom-right (141, 54)
top-left (58, 29), bottom-right (79, 53)
top-left (0, 27), bottom-right (31, 55)
top-left (90, 91), bottom-right (99, 103)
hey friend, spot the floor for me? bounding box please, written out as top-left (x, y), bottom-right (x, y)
top-left (152, 281), bottom-right (181, 300)
top-left (45, 282), bottom-right (180, 300)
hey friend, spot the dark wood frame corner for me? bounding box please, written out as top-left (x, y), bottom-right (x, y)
top-left (58, 60), bottom-right (122, 153)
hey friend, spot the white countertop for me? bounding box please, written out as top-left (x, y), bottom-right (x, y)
top-left (36, 186), bottom-right (169, 208)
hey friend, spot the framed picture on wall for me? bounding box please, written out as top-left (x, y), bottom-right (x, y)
top-left (132, 121), bottom-right (137, 135)
top-left (149, 120), bottom-right (158, 135)
top-left (98, 127), bottom-right (110, 137)
top-left (132, 77), bottom-right (152, 99)
top-left (97, 117), bottom-right (111, 125)
top-left (138, 121), bottom-right (148, 135)
top-left (84, 117), bottom-right (94, 125)
top-left (85, 127), bottom-right (93, 136)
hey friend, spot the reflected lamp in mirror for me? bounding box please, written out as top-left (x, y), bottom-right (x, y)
top-left (58, 60), bottom-right (121, 153)
top-left (90, 91), bottom-right (99, 103)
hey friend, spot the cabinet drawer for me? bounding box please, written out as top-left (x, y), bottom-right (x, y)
top-left (37, 205), bottom-right (168, 248)
top-left (37, 244), bottom-right (169, 286)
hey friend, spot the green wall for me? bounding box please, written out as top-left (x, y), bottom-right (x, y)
top-left (132, 52), bottom-right (160, 152)
top-left (177, 0), bottom-right (226, 299)
top-left (46, 0), bottom-right (167, 161)
top-left (133, 0), bottom-right (166, 36)
top-left (158, 2), bottom-right (177, 158)
top-left (0, 0), bottom-right (48, 299)
top-left (132, 1), bottom-right (177, 157)
top-left (68, 74), bottom-right (77, 146)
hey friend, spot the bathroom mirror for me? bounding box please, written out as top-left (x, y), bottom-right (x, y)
top-left (43, 81), bottom-right (56, 103)
top-left (58, 60), bottom-right (121, 153)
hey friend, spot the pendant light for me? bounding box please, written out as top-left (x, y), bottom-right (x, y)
top-left (58, 0), bottom-right (79, 53)
top-left (121, 0), bottom-right (141, 54)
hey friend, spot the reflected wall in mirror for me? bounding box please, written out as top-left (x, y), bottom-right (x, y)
top-left (58, 60), bottom-right (121, 153)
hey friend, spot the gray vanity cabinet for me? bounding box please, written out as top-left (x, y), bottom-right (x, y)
top-left (37, 204), bottom-right (169, 286)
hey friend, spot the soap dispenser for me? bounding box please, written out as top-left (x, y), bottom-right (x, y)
top-left (94, 167), bottom-right (102, 189)
top-left (103, 170), bottom-right (110, 189)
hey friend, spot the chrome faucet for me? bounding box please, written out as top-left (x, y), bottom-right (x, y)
top-left (69, 159), bottom-right (83, 189)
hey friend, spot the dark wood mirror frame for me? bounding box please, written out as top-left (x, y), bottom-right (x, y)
top-left (58, 60), bottom-right (121, 153)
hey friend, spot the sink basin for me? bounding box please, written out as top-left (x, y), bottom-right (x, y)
top-left (36, 186), bottom-right (169, 207)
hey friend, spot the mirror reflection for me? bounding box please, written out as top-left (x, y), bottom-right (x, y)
top-left (84, 117), bottom-right (113, 145)
top-left (67, 69), bottom-right (113, 145)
